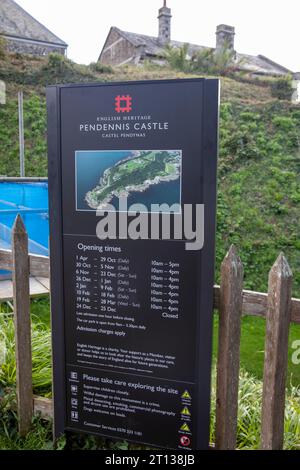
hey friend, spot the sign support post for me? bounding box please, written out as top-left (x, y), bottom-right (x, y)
top-left (18, 91), bottom-right (25, 178)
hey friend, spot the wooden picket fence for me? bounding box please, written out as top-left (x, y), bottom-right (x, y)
top-left (0, 214), bottom-right (299, 449)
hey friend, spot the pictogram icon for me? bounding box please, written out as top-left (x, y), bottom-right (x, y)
top-left (180, 422), bottom-right (191, 432)
top-left (181, 390), bottom-right (191, 400)
top-left (115, 95), bottom-right (132, 113)
top-left (181, 406), bottom-right (191, 416)
top-left (180, 435), bottom-right (191, 447)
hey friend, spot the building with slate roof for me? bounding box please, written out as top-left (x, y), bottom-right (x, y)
top-left (0, 0), bottom-right (67, 56)
top-left (98, 1), bottom-right (293, 78)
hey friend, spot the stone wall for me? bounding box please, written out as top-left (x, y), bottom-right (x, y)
top-left (5, 37), bottom-right (66, 56)
top-left (103, 29), bottom-right (121, 50)
top-left (100, 30), bottom-right (136, 66)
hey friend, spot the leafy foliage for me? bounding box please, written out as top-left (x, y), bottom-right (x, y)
top-left (0, 94), bottom-right (47, 176)
top-left (0, 316), bottom-right (52, 395)
top-left (163, 42), bottom-right (239, 75)
top-left (39, 53), bottom-right (96, 85)
top-left (89, 61), bottom-right (114, 74)
top-left (163, 43), bottom-right (192, 73)
top-left (210, 369), bottom-right (300, 449)
top-left (271, 75), bottom-right (294, 100)
top-left (193, 46), bottom-right (237, 75)
top-left (217, 101), bottom-right (300, 296)
top-left (0, 53), bottom-right (102, 87)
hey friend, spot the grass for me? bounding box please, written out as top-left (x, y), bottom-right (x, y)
top-left (210, 369), bottom-right (300, 450)
top-left (0, 413), bottom-right (53, 450)
top-left (31, 298), bottom-right (51, 328)
top-left (0, 311), bottom-right (52, 396)
top-left (213, 314), bottom-right (300, 386)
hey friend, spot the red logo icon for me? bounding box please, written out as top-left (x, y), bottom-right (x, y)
top-left (115, 94), bottom-right (132, 113)
top-left (180, 435), bottom-right (191, 447)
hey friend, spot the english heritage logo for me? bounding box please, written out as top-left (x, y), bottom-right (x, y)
top-left (115, 94), bottom-right (133, 113)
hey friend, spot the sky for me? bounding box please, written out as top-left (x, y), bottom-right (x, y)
top-left (16, 0), bottom-right (300, 72)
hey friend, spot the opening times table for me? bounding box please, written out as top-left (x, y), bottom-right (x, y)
top-left (64, 236), bottom-right (197, 381)
top-left (75, 251), bottom-right (142, 335)
top-left (74, 251), bottom-right (181, 334)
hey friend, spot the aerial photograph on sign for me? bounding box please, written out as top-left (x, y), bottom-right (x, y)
top-left (75, 149), bottom-right (182, 212)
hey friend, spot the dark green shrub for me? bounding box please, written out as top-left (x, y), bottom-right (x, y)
top-left (163, 42), bottom-right (239, 76)
top-left (191, 48), bottom-right (214, 73)
top-left (47, 52), bottom-right (66, 72)
top-left (271, 75), bottom-right (294, 100)
top-left (163, 43), bottom-right (192, 73)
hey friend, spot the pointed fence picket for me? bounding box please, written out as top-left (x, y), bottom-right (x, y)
top-left (0, 215), bottom-right (299, 448)
top-left (215, 245), bottom-right (243, 450)
top-left (11, 214), bottom-right (32, 437)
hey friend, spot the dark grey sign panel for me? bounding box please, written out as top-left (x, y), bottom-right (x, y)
top-left (47, 78), bottom-right (219, 450)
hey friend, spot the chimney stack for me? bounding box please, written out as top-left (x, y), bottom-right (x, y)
top-left (216, 24), bottom-right (235, 52)
top-left (158, 0), bottom-right (172, 45)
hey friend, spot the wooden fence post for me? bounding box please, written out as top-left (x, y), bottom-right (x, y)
top-left (215, 245), bottom-right (244, 449)
top-left (260, 253), bottom-right (292, 450)
top-left (12, 215), bottom-right (33, 436)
